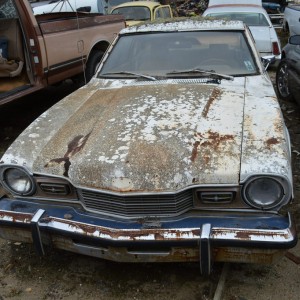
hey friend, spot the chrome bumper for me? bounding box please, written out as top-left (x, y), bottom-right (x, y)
top-left (0, 198), bottom-right (297, 275)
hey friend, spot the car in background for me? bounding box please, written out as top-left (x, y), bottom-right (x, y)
top-left (111, 1), bottom-right (172, 26)
top-left (283, 3), bottom-right (300, 36)
top-left (32, 0), bottom-right (107, 14)
top-left (0, 17), bottom-right (296, 276)
top-left (106, 0), bottom-right (159, 13)
top-left (276, 35), bottom-right (300, 106)
top-left (262, 0), bottom-right (287, 28)
top-left (202, 0), bottom-right (281, 64)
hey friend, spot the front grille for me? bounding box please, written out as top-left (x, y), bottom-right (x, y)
top-left (78, 188), bottom-right (194, 217)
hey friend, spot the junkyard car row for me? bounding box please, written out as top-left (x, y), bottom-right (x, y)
top-left (276, 34), bottom-right (300, 106)
top-left (202, 0), bottom-right (282, 63)
top-left (0, 16), bottom-right (297, 275)
top-left (111, 1), bottom-right (173, 26)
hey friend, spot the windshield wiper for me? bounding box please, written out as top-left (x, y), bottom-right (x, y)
top-left (166, 69), bottom-right (234, 81)
top-left (100, 71), bottom-right (157, 81)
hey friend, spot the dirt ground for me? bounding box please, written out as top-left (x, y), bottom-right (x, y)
top-left (0, 49), bottom-right (300, 300)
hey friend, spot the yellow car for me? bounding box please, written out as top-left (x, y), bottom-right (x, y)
top-left (111, 1), bottom-right (173, 26)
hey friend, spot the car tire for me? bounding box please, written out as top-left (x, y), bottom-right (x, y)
top-left (276, 59), bottom-right (294, 102)
top-left (85, 50), bottom-right (104, 82)
top-left (283, 21), bottom-right (289, 35)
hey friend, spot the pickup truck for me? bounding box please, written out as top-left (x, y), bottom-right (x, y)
top-left (284, 3), bottom-right (300, 35)
top-left (0, 0), bottom-right (125, 106)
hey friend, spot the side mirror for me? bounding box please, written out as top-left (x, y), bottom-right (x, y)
top-left (289, 35), bottom-right (300, 46)
top-left (261, 55), bottom-right (275, 70)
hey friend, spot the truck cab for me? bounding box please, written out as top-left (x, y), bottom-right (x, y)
top-left (0, 0), bottom-right (124, 106)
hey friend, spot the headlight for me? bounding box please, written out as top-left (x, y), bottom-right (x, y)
top-left (1, 167), bottom-right (35, 196)
top-left (243, 177), bottom-right (285, 209)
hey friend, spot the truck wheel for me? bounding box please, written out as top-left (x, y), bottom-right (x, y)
top-left (276, 59), bottom-right (294, 102)
top-left (85, 50), bottom-right (104, 82)
top-left (283, 22), bottom-right (289, 35)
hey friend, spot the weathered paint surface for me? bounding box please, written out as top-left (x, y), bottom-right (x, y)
top-left (0, 74), bottom-right (290, 192)
top-left (0, 209), bottom-right (294, 264)
top-left (0, 209), bottom-right (294, 243)
top-left (121, 18), bottom-right (245, 34)
top-left (240, 75), bottom-right (291, 182)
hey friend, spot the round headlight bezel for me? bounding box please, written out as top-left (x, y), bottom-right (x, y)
top-left (242, 176), bottom-right (288, 210)
top-left (0, 167), bottom-right (36, 196)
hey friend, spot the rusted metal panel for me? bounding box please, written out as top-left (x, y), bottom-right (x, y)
top-left (213, 248), bottom-right (286, 264)
top-left (0, 209), bottom-right (292, 264)
top-left (1, 79), bottom-right (247, 192)
top-left (241, 75), bottom-right (292, 183)
top-left (1, 75), bottom-right (291, 193)
top-left (0, 210), bottom-right (294, 244)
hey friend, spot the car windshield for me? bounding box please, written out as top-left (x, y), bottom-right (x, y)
top-left (98, 31), bottom-right (259, 78)
top-left (112, 6), bottom-right (151, 21)
top-left (207, 12), bottom-right (270, 26)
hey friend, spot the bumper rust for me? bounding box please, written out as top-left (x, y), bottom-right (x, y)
top-left (0, 198), bottom-right (297, 274)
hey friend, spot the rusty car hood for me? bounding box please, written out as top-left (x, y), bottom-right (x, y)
top-left (1, 76), bottom-right (290, 192)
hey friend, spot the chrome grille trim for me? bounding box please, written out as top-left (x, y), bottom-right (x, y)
top-left (39, 183), bottom-right (70, 195)
top-left (200, 192), bottom-right (234, 203)
top-left (78, 189), bottom-right (194, 217)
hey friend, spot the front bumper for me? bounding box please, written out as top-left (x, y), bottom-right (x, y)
top-left (0, 198), bottom-right (297, 275)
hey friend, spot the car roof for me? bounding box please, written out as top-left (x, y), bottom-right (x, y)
top-left (120, 17), bottom-right (246, 34)
top-left (112, 1), bottom-right (161, 9)
top-left (209, 0), bottom-right (262, 6)
top-left (204, 5), bottom-right (267, 14)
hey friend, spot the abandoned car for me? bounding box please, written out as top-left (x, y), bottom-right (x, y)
top-left (276, 34), bottom-right (300, 106)
top-left (0, 18), bottom-right (297, 275)
top-left (111, 1), bottom-right (173, 26)
top-left (203, 0), bottom-right (282, 64)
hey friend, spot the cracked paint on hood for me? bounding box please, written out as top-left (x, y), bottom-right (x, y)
top-left (0, 75), bottom-right (290, 192)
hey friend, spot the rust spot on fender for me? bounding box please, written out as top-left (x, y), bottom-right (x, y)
top-left (191, 130), bottom-right (234, 162)
top-left (266, 137), bottom-right (279, 149)
top-left (45, 132), bottom-right (91, 177)
top-left (190, 141), bottom-right (200, 162)
top-left (202, 88), bottom-right (222, 118)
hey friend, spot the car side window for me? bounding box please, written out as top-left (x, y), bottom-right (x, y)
top-left (155, 7), bottom-right (171, 19)
top-left (162, 7), bottom-right (171, 18)
top-left (155, 8), bottom-right (163, 19)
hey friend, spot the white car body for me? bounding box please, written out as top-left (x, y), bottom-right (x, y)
top-left (33, 0), bottom-right (107, 14)
top-left (284, 4), bottom-right (300, 36)
top-left (0, 17), bottom-right (296, 275)
top-left (203, 0), bottom-right (281, 61)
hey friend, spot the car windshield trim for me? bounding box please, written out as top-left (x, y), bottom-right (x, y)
top-left (166, 69), bottom-right (234, 81)
top-left (100, 71), bottom-right (157, 81)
